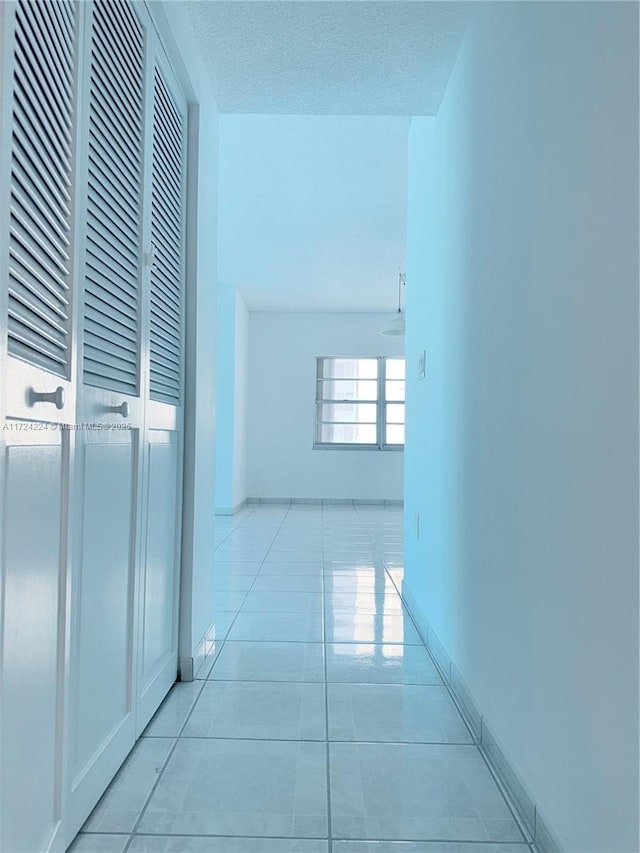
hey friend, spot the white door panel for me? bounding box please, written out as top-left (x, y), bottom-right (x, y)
top-left (0, 1), bottom-right (78, 850)
top-left (1, 429), bottom-right (67, 853)
top-left (67, 428), bottom-right (139, 836)
top-left (135, 50), bottom-right (186, 724)
top-left (137, 430), bottom-right (180, 731)
top-left (73, 438), bottom-right (136, 777)
top-left (65, 0), bottom-right (147, 837)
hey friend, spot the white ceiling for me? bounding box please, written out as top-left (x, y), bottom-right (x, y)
top-left (187, 1), bottom-right (470, 115)
top-left (217, 115), bottom-right (410, 311)
top-left (191, 2), bottom-right (469, 311)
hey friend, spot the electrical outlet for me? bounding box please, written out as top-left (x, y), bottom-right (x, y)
top-left (418, 350), bottom-right (426, 380)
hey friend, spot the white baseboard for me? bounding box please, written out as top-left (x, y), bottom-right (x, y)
top-left (179, 620), bottom-right (219, 682)
top-left (215, 499), bottom-right (248, 516)
top-left (402, 585), bottom-right (563, 853)
top-left (245, 497), bottom-right (404, 507)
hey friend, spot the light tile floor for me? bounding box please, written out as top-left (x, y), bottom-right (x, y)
top-left (71, 505), bottom-right (532, 853)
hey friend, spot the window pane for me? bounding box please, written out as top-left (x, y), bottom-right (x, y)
top-left (386, 403), bottom-right (405, 424)
top-left (385, 379), bottom-right (405, 402)
top-left (319, 403), bottom-right (377, 424)
top-left (319, 358), bottom-right (378, 379)
top-left (318, 423), bottom-right (377, 444)
top-left (386, 424), bottom-right (405, 445)
top-left (385, 358), bottom-right (405, 380)
top-left (317, 379), bottom-right (378, 401)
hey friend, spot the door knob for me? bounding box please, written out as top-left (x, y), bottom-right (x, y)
top-left (29, 386), bottom-right (64, 410)
top-left (107, 401), bottom-right (129, 418)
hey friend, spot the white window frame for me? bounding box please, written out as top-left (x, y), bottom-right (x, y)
top-left (313, 356), bottom-right (405, 451)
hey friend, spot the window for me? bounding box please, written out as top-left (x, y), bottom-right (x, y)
top-left (314, 357), bottom-right (405, 449)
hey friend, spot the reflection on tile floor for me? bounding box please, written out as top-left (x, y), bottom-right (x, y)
top-left (71, 506), bottom-right (526, 852)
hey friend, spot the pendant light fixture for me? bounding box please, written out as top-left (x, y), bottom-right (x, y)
top-left (380, 272), bottom-right (406, 336)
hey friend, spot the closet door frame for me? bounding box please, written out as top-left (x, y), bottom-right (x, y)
top-left (0, 1), bottom-right (11, 844)
top-left (0, 1), bottom-right (82, 849)
top-left (135, 33), bottom-right (187, 733)
top-left (1, 0), bottom-right (80, 426)
top-left (63, 0), bottom-right (152, 839)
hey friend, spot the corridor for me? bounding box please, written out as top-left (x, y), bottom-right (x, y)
top-left (71, 505), bottom-right (530, 852)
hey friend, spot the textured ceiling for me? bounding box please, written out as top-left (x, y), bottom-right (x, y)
top-left (217, 115), bottom-right (410, 311)
top-left (187, 1), bottom-right (470, 114)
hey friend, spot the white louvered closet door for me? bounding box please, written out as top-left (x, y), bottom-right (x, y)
top-left (135, 50), bottom-right (187, 734)
top-left (67, 0), bottom-right (147, 835)
top-left (0, 1), bottom-right (79, 851)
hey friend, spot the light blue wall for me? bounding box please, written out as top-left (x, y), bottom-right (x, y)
top-left (405, 3), bottom-right (638, 850)
top-left (214, 285), bottom-right (249, 513)
top-left (214, 282), bottom-right (236, 511)
top-left (153, 1), bottom-right (220, 671)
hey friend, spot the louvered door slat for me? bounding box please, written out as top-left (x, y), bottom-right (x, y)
top-left (85, 275), bottom-right (137, 329)
top-left (149, 317), bottom-right (181, 355)
top-left (30, 0), bottom-right (74, 50)
top-left (10, 189), bottom-right (71, 273)
top-left (9, 236), bottom-right (70, 312)
top-left (85, 239), bottom-right (138, 301)
top-left (154, 78), bottom-right (182, 137)
top-left (89, 85), bottom-right (141, 168)
top-left (13, 108), bottom-right (72, 206)
top-left (9, 285), bottom-right (68, 339)
top-left (84, 343), bottom-right (137, 375)
top-left (107, 0), bottom-right (144, 60)
top-left (91, 48), bottom-right (141, 141)
top-left (7, 0), bottom-right (76, 376)
top-left (22, 2), bottom-right (74, 83)
top-left (92, 26), bottom-right (143, 110)
top-left (83, 358), bottom-right (138, 390)
top-left (151, 202), bottom-right (182, 259)
top-left (14, 13), bottom-right (74, 125)
top-left (149, 324), bottom-right (181, 359)
top-left (8, 301), bottom-right (68, 358)
top-left (149, 67), bottom-right (185, 406)
top-left (13, 164), bottom-right (71, 249)
top-left (85, 252), bottom-right (138, 312)
top-left (10, 235), bottom-right (69, 307)
top-left (87, 145), bottom-right (138, 218)
top-left (86, 202), bottom-right (139, 273)
top-left (13, 47), bottom-right (73, 162)
top-left (32, 0), bottom-right (74, 64)
top-left (83, 0), bottom-right (144, 396)
top-left (149, 350), bottom-right (180, 380)
top-left (152, 238), bottom-right (182, 289)
top-left (36, 0), bottom-right (74, 44)
top-left (86, 196), bottom-right (138, 261)
top-left (85, 292), bottom-right (138, 337)
top-left (88, 128), bottom-right (139, 191)
top-left (85, 319), bottom-right (138, 359)
top-left (150, 287), bottom-right (181, 325)
top-left (87, 164), bottom-right (139, 236)
top-left (151, 133), bottom-right (182, 193)
top-left (85, 301), bottom-right (138, 339)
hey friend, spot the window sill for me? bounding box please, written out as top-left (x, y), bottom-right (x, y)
top-left (313, 443), bottom-right (404, 452)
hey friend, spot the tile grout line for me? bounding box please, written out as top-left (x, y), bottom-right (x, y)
top-left (212, 504), bottom-right (258, 548)
top-left (121, 507), bottom-right (294, 852)
top-left (93, 506), bottom-right (532, 852)
top-left (354, 504), bottom-right (533, 847)
top-left (90, 828), bottom-right (532, 845)
top-left (201, 505), bottom-right (295, 680)
top-left (322, 501), bottom-right (334, 853)
top-left (120, 674), bottom-right (208, 853)
top-left (143, 734), bottom-right (479, 746)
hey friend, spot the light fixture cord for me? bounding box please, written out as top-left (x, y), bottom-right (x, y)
top-left (398, 272), bottom-right (406, 314)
